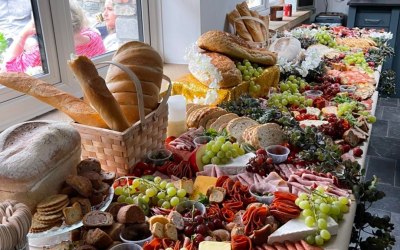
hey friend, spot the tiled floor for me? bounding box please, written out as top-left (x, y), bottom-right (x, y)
top-left (367, 97), bottom-right (400, 249)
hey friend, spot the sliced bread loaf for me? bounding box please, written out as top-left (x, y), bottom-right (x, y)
top-left (226, 117), bottom-right (259, 143)
top-left (199, 108), bottom-right (228, 129)
top-left (252, 123), bottom-right (285, 148)
top-left (210, 113), bottom-right (239, 131)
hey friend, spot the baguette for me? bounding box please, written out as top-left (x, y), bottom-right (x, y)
top-left (68, 56), bottom-right (130, 132)
top-left (250, 10), bottom-right (266, 41)
top-left (260, 15), bottom-right (270, 42)
top-left (0, 72), bottom-right (108, 128)
top-left (198, 30), bottom-right (277, 66)
top-left (227, 9), bottom-right (253, 41)
top-left (236, 2), bottom-right (264, 42)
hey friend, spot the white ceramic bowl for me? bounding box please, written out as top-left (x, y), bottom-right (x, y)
top-left (266, 145), bottom-right (290, 164)
top-left (249, 184), bottom-right (274, 204)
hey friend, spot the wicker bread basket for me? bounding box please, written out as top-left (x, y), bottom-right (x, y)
top-left (72, 61), bottom-right (172, 176)
top-left (233, 16), bottom-right (275, 48)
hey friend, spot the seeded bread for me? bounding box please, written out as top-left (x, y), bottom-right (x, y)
top-left (151, 222), bottom-right (164, 238)
top-left (252, 123), bottom-right (285, 149)
top-left (63, 202), bottom-right (83, 225)
top-left (226, 117), bottom-right (259, 143)
top-left (164, 223), bottom-right (178, 241)
top-left (242, 124), bottom-right (259, 146)
top-left (210, 113), bottom-right (239, 131)
top-left (86, 228), bottom-right (113, 249)
top-left (198, 108), bottom-right (228, 129)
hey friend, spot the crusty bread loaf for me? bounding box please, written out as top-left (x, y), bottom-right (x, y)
top-left (106, 41), bottom-right (163, 125)
top-left (0, 73), bottom-right (108, 128)
top-left (210, 113), bottom-right (239, 131)
top-left (251, 123), bottom-right (285, 149)
top-left (117, 205), bottom-right (145, 224)
top-left (236, 2), bottom-right (264, 42)
top-left (68, 56), bottom-right (130, 132)
top-left (198, 30), bottom-right (277, 66)
top-left (187, 104), bottom-right (207, 119)
top-left (119, 105), bottom-right (153, 125)
top-left (250, 10), bottom-right (266, 41)
top-left (112, 92), bottom-right (159, 109)
top-left (0, 121), bottom-right (80, 210)
top-left (226, 117), bottom-right (259, 143)
top-left (228, 9), bottom-right (253, 41)
top-left (187, 51), bottom-right (242, 89)
top-left (199, 108), bottom-right (228, 129)
top-left (260, 15), bottom-right (270, 42)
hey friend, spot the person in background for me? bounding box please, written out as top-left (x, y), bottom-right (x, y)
top-left (102, 0), bottom-right (120, 51)
top-left (0, 0), bottom-right (32, 46)
top-left (2, 0), bottom-right (106, 73)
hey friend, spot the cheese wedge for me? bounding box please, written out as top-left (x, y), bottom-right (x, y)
top-left (199, 241), bottom-right (231, 250)
top-left (268, 216), bottom-right (338, 244)
top-left (190, 176), bottom-right (217, 200)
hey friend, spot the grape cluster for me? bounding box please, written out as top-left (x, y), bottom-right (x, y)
top-left (246, 149), bottom-right (275, 176)
top-left (320, 114), bottom-right (351, 140)
top-left (337, 101), bottom-right (358, 117)
top-left (315, 31), bottom-right (336, 47)
top-left (201, 136), bottom-right (245, 165)
top-left (268, 92), bottom-right (313, 111)
top-left (295, 186), bottom-right (350, 246)
top-left (182, 210), bottom-right (224, 245)
top-left (280, 75), bottom-right (309, 94)
top-left (114, 177), bottom-right (188, 210)
top-left (236, 59), bottom-right (264, 94)
top-left (343, 52), bottom-right (373, 73)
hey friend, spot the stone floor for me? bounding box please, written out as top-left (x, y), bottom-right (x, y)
top-left (366, 97), bottom-right (400, 249)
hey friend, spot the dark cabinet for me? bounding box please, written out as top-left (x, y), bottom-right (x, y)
top-left (347, 0), bottom-right (400, 97)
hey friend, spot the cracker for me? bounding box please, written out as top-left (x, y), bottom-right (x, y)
top-left (37, 194), bottom-right (68, 209)
top-left (37, 201), bottom-right (69, 215)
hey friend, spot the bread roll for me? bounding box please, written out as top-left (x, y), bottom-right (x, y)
top-left (68, 56), bottom-right (130, 132)
top-left (198, 30), bottom-right (277, 66)
top-left (106, 41), bottom-right (163, 125)
top-left (187, 50), bottom-right (242, 89)
top-left (228, 9), bottom-right (253, 41)
top-left (236, 2), bottom-right (264, 42)
top-left (0, 121), bottom-right (81, 210)
top-left (0, 73), bottom-right (108, 128)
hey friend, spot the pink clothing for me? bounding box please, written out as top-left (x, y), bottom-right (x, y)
top-left (5, 28), bottom-right (106, 72)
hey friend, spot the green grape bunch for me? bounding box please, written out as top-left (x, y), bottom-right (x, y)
top-left (280, 75), bottom-right (309, 94)
top-left (314, 31), bottom-right (336, 48)
top-left (236, 59), bottom-right (264, 94)
top-left (201, 136), bottom-right (245, 165)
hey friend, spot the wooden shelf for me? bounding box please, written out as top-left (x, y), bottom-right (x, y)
top-left (269, 10), bottom-right (312, 32)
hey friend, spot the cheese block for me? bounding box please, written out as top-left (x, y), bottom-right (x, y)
top-left (306, 107), bottom-right (321, 117)
top-left (268, 217), bottom-right (338, 244)
top-left (190, 176), bottom-right (217, 200)
top-left (0, 121), bottom-right (81, 210)
top-left (199, 241), bottom-right (231, 250)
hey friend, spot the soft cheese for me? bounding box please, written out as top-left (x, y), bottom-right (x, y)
top-left (199, 241), bottom-right (231, 250)
top-left (268, 216), bottom-right (338, 244)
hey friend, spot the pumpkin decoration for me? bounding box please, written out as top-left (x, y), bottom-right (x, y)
top-left (105, 41), bottom-right (163, 125)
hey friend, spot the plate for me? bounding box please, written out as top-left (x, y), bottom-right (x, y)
top-left (27, 187), bottom-right (114, 239)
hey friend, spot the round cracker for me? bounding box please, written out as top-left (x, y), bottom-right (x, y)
top-left (37, 194), bottom-right (68, 209)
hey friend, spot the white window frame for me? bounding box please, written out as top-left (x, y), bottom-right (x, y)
top-left (0, 0), bottom-right (150, 131)
top-left (248, 0), bottom-right (270, 15)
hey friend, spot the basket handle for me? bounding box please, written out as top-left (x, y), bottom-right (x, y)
top-left (233, 16), bottom-right (269, 42)
top-left (96, 61), bottom-right (172, 129)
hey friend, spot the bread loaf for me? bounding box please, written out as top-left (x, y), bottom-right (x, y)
top-left (210, 113), bottom-right (239, 131)
top-left (187, 51), bottom-right (242, 89)
top-left (119, 104), bottom-right (153, 125)
top-left (198, 30), bottom-right (277, 66)
top-left (228, 9), bottom-right (253, 41)
top-left (250, 10), bottom-right (266, 41)
top-left (106, 41), bottom-right (163, 125)
top-left (236, 2), bottom-right (264, 42)
top-left (0, 73), bottom-right (108, 128)
top-left (0, 121), bottom-right (81, 210)
top-left (68, 56), bottom-right (130, 132)
top-left (226, 117), bottom-right (259, 143)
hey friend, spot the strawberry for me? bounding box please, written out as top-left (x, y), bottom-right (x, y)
top-left (353, 147), bottom-right (363, 157)
top-left (341, 144), bottom-right (351, 153)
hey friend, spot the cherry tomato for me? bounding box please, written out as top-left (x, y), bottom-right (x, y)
top-left (135, 161), bottom-right (148, 170)
top-left (132, 167), bottom-right (143, 177)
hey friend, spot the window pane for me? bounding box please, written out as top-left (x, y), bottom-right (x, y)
top-left (0, 0), bottom-right (47, 76)
top-left (247, 0), bottom-right (263, 8)
top-left (73, 0), bottom-right (142, 56)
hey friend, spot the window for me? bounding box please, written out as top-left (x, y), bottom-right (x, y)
top-left (0, 0), bottom-right (148, 131)
top-left (246, 0), bottom-right (270, 14)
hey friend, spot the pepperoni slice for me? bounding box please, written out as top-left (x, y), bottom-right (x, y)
top-left (231, 235), bottom-right (252, 250)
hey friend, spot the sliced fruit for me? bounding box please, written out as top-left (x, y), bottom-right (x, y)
top-left (189, 144), bottom-right (207, 172)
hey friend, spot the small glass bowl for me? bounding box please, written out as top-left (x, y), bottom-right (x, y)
top-left (266, 145), bottom-right (290, 164)
top-left (110, 243), bottom-right (143, 250)
top-left (304, 90), bottom-right (323, 100)
top-left (147, 149), bottom-right (172, 166)
top-left (339, 85), bottom-right (357, 93)
top-left (249, 185), bottom-right (275, 204)
top-left (175, 200), bottom-right (206, 222)
top-left (193, 136), bottom-right (212, 148)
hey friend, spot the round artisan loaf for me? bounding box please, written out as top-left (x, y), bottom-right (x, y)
top-left (0, 121), bottom-right (81, 210)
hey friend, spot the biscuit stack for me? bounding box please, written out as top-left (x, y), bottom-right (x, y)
top-left (31, 194), bottom-right (69, 233)
top-left (0, 200), bottom-right (32, 250)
